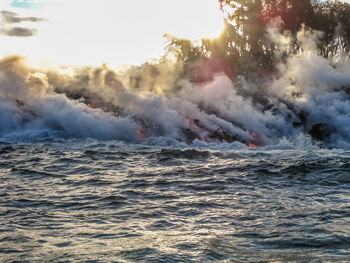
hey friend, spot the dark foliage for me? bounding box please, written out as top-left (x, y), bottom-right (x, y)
top-left (165, 0), bottom-right (350, 80)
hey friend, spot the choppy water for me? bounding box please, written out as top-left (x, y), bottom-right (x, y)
top-left (1, 139), bottom-right (350, 262)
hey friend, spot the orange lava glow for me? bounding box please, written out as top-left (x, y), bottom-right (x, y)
top-left (184, 116), bottom-right (191, 126)
top-left (249, 143), bottom-right (257, 148)
top-left (251, 131), bottom-right (259, 138)
top-left (88, 104), bottom-right (97, 109)
top-left (136, 129), bottom-right (146, 140)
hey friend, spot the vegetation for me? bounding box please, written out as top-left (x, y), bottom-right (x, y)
top-left (164, 0), bottom-right (350, 80)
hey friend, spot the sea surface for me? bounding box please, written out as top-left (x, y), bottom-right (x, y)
top-left (1, 138), bottom-right (350, 262)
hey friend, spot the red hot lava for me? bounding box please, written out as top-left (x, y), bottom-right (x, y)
top-left (136, 129), bottom-right (146, 140)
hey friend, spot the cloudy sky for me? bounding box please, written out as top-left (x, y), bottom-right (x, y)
top-left (0, 0), bottom-right (224, 66)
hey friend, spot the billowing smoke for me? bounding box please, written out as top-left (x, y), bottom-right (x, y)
top-left (0, 56), bottom-right (138, 141)
top-left (1, 24), bottom-right (350, 149)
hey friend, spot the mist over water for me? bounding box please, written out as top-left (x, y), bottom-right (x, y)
top-left (1, 27), bottom-right (350, 149)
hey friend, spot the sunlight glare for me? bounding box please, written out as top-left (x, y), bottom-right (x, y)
top-left (0, 0), bottom-right (224, 66)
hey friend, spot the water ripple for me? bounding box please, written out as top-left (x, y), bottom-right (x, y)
top-left (1, 141), bottom-right (350, 262)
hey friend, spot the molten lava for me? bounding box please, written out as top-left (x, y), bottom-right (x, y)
top-left (88, 104), bottom-right (97, 109)
top-left (136, 129), bottom-right (146, 140)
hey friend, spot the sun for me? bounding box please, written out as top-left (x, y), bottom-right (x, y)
top-left (0, 0), bottom-right (225, 66)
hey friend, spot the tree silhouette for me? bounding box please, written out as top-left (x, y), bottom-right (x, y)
top-left (165, 0), bottom-right (350, 80)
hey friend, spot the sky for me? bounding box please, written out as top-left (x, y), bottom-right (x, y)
top-left (0, 0), bottom-right (224, 66)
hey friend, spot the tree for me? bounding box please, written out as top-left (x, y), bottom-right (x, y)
top-left (164, 0), bottom-right (350, 81)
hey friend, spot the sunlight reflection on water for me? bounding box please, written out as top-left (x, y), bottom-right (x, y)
top-left (1, 141), bottom-right (350, 262)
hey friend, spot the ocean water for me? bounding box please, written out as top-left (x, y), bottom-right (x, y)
top-left (1, 139), bottom-right (350, 262)
top-left (1, 45), bottom-right (350, 262)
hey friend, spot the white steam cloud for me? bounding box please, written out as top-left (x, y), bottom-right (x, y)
top-left (0, 25), bottom-right (350, 149)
